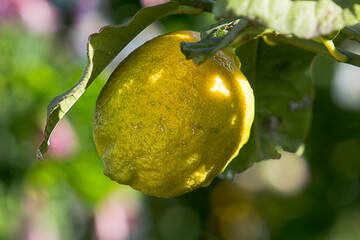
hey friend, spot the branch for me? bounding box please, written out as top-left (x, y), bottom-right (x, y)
top-left (266, 34), bottom-right (360, 68)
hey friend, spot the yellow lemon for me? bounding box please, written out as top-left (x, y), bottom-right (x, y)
top-left (93, 31), bottom-right (254, 198)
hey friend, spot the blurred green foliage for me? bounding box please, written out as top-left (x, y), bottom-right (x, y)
top-left (1, 0), bottom-right (360, 240)
top-left (0, 22), bottom-right (120, 239)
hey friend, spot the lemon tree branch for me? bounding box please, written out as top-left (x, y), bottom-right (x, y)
top-left (266, 34), bottom-right (360, 68)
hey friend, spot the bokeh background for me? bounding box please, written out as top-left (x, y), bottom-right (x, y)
top-left (1, 0), bottom-right (360, 239)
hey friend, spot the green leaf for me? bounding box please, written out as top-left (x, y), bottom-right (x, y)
top-left (37, 1), bottom-right (202, 160)
top-left (213, 0), bottom-right (360, 39)
top-left (180, 18), bottom-right (249, 65)
top-left (342, 26), bottom-right (360, 43)
top-left (226, 39), bottom-right (316, 173)
top-left (200, 17), bottom-right (244, 39)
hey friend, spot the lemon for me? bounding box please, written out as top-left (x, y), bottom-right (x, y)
top-left (93, 31), bottom-right (254, 198)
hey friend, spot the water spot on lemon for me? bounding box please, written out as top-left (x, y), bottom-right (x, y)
top-left (149, 69), bottom-right (163, 83)
top-left (231, 115), bottom-right (237, 125)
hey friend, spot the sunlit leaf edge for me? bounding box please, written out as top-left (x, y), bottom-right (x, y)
top-left (214, 0), bottom-right (360, 39)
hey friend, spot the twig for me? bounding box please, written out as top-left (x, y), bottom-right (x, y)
top-left (266, 34), bottom-right (360, 68)
top-left (320, 37), bottom-right (347, 62)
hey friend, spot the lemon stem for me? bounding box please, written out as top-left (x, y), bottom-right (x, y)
top-left (320, 37), bottom-right (348, 63)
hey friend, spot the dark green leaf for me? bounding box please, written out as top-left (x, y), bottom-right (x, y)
top-left (213, 0), bottom-right (360, 39)
top-left (200, 17), bottom-right (243, 39)
top-left (180, 18), bottom-right (249, 65)
top-left (226, 39), bottom-right (316, 173)
top-left (37, 1), bottom-right (200, 160)
top-left (342, 26), bottom-right (360, 43)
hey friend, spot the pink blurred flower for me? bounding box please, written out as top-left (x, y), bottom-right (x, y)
top-left (48, 118), bottom-right (78, 159)
top-left (70, 0), bottom-right (109, 58)
top-left (0, 0), bottom-right (18, 20)
top-left (140, 0), bottom-right (168, 7)
top-left (95, 191), bottom-right (141, 240)
top-left (22, 189), bottom-right (60, 240)
top-left (13, 0), bottom-right (60, 34)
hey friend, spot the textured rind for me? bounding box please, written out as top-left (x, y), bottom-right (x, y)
top-left (93, 31), bottom-right (254, 198)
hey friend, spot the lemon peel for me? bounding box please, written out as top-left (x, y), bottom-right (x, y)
top-left (93, 31), bottom-right (254, 198)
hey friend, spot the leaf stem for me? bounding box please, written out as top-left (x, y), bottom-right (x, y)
top-left (230, 26), bottom-right (265, 48)
top-left (266, 34), bottom-right (360, 68)
top-left (320, 37), bottom-right (348, 62)
top-left (262, 35), bottom-right (277, 46)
